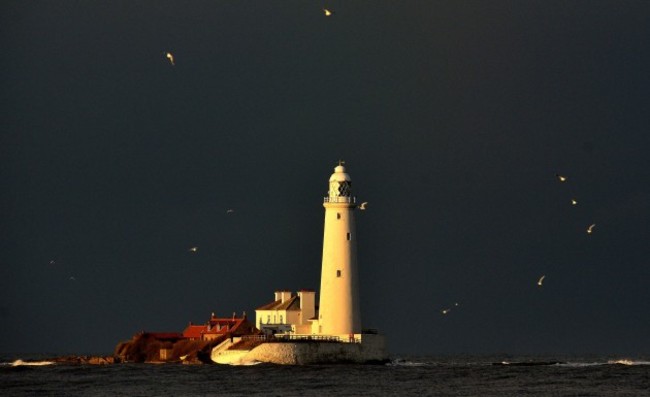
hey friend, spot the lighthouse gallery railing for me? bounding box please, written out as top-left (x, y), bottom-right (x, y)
top-left (323, 196), bottom-right (356, 204)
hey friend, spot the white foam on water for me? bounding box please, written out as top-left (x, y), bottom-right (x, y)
top-left (226, 359), bottom-right (262, 366)
top-left (607, 359), bottom-right (650, 366)
top-left (558, 362), bottom-right (602, 368)
top-left (10, 359), bottom-right (55, 367)
top-left (559, 359), bottom-right (650, 367)
top-left (386, 358), bottom-right (431, 367)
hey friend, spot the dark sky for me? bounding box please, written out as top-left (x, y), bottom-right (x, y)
top-left (2, 1), bottom-right (649, 356)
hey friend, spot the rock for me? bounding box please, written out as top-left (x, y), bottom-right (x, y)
top-left (49, 355), bottom-right (118, 365)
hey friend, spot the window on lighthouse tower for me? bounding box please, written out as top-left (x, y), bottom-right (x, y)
top-left (337, 270), bottom-right (342, 277)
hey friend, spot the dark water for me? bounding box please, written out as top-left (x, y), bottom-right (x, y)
top-left (2, 355), bottom-right (649, 396)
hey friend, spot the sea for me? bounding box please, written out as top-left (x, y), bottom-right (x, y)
top-left (1, 354), bottom-right (649, 396)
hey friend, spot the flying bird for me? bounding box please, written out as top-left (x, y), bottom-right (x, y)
top-left (571, 199), bottom-right (578, 205)
top-left (165, 52), bottom-right (175, 66)
top-left (226, 209), bottom-right (235, 214)
top-left (556, 174), bottom-right (567, 182)
top-left (189, 246), bottom-right (198, 252)
top-left (323, 8), bottom-right (334, 17)
top-left (69, 276), bottom-right (76, 281)
top-left (537, 275), bottom-right (546, 286)
top-left (587, 224), bottom-right (596, 234)
top-left (359, 202), bottom-right (368, 210)
top-left (441, 303), bottom-right (459, 315)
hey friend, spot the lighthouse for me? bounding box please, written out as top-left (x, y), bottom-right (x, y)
top-left (317, 162), bottom-right (361, 336)
top-left (213, 162), bottom-right (388, 364)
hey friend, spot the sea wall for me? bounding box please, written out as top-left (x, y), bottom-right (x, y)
top-left (231, 334), bottom-right (388, 365)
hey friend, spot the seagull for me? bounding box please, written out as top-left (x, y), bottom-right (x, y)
top-left (189, 246), bottom-right (198, 252)
top-left (571, 199), bottom-right (578, 205)
top-left (323, 8), bottom-right (334, 17)
top-left (556, 174), bottom-right (567, 182)
top-left (69, 276), bottom-right (76, 281)
top-left (587, 224), bottom-right (596, 234)
top-left (441, 303), bottom-right (459, 315)
top-left (226, 209), bottom-right (235, 214)
top-left (49, 259), bottom-right (56, 265)
top-left (537, 275), bottom-right (546, 286)
top-left (359, 202), bottom-right (368, 210)
top-left (165, 52), bottom-right (175, 66)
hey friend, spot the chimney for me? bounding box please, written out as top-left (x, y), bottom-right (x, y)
top-left (275, 290), bottom-right (292, 303)
top-left (297, 290), bottom-right (315, 324)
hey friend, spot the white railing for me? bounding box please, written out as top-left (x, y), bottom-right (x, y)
top-left (242, 334), bottom-right (345, 343)
top-left (323, 196), bottom-right (356, 204)
top-left (242, 334), bottom-right (364, 343)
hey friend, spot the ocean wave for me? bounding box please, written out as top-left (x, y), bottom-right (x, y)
top-left (493, 360), bottom-right (564, 366)
top-left (606, 359), bottom-right (650, 366)
top-left (557, 362), bottom-right (602, 368)
top-left (385, 357), bottom-right (650, 368)
top-left (224, 360), bottom-right (262, 366)
top-left (386, 358), bottom-right (432, 367)
top-left (558, 359), bottom-right (650, 367)
top-left (9, 359), bottom-right (55, 367)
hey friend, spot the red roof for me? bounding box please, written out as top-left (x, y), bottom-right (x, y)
top-left (182, 325), bottom-right (207, 339)
top-left (182, 316), bottom-right (251, 339)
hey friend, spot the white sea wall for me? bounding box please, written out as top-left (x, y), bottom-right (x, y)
top-left (238, 334), bottom-right (388, 365)
top-left (213, 349), bottom-right (251, 365)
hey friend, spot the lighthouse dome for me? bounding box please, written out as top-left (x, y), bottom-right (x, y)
top-left (329, 165), bottom-right (351, 182)
top-left (327, 164), bottom-right (353, 200)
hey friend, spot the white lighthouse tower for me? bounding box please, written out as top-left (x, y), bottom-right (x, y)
top-left (317, 162), bottom-right (361, 336)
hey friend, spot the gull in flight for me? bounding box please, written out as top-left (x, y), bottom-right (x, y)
top-left (571, 199), bottom-right (578, 205)
top-left (587, 224), bottom-right (596, 234)
top-left (537, 275), bottom-right (546, 286)
top-left (226, 209), bottom-right (235, 214)
top-left (556, 174), bottom-right (567, 182)
top-left (359, 202), bottom-right (368, 210)
top-left (189, 246), bottom-right (198, 253)
top-left (441, 303), bottom-right (459, 315)
top-left (69, 276), bottom-right (76, 281)
top-left (165, 52), bottom-right (175, 66)
top-left (323, 8), bottom-right (334, 17)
